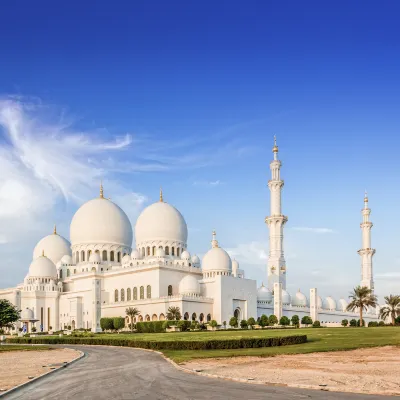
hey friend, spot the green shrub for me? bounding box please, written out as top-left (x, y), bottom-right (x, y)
top-left (31, 327), bottom-right (37, 332)
top-left (162, 320), bottom-right (179, 330)
top-left (222, 321), bottom-right (227, 329)
top-left (259, 314), bottom-right (269, 327)
top-left (341, 319), bottom-right (348, 327)
top-left (247, 317), bottom-right (256, 327)
top-left (268, 315), bottom-right (278, 325)
top-left (177, 320), bottom-right (191, 331)
top-left (279, 316), bottom-right (290, 326)
top-left (6, 334), bottom-right (307, 350)
top-left (368, 321), bottom-right (378, 327)
top-left (349, 319), bottom-right (357, 327)
top-left (395, 316), bottom-right (400, 325)
top-left (113, 317), bottom-right (125, 331)
top-left (312, 320), bottom-right (321, 328)
top-left (356, 319), bottom-right (365, 327)
top-left (190, 321), bottom-right (199, 330)
top-left (291, 315), bottom-right (299, 327)
top-left (240, 320), bottom-right (248, 329)
top-left (229, 317), bottom-right (238, 328)
top-left (100, 318), bottom-right (114, 331)
top-left (136, 321), bottom-right (165, 333)
top-left (210, 320), bottom-right (218, 328)
top-left (378, 321), bottom-right (385, 326)
top-left (301, 316), bottom-right (312, 325)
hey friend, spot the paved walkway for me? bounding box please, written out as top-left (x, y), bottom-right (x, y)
top-left (3, 346), bottom-right (390, 400)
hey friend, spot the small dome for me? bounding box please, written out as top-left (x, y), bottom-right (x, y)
top-left (131, 249), bottom-right (140, 259)
top-left (282, 290), bottom-right (291, 305)
top-left (181, 250), bottom-right (191, 260)
top-left (191, 254), bottom-right (200, 264)
top-left (89, 252), bottom-right (101, 263)
top-left (202, 247), bottom-right (232, 273)
top-left (292, 289), bottom-right (308, 307)
top-left (323, 296), bottom-right (337, 311)
top-left (257, 284), bottom-right (272, 302)
top-left (337, 298), bottom-right (348, 312)
top-left (179, 275), bottom-right (200, 295)
top-left (33, 231), bottom-right (71, 265)
top-left (135, 200), bottom-right (188, 246)
top-left (61, 254), bottom-right (73, 265)
top-left (70, 197), bottom-right (133, 248)
top-left (29, 255), bottom-right (57, 278)
top-left (21, 308), bottom-right (34, 320)
top-left (156, 247), bottom-right (165, 257)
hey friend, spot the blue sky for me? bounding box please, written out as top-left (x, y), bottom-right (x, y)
top-left (0, 1), bottom-right (399, 300)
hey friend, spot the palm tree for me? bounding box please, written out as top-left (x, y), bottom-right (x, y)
top-left (379, 295), bottom-right (400, 325)
top-left (125, 307), bottom-right (140, 331)
top-left (346, 286), bottom-right (378, 327)
top-left (166, 306), bottom-right (181, 321)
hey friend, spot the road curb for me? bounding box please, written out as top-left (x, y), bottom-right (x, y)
top-left (0, 348), bottom-right (85, 398)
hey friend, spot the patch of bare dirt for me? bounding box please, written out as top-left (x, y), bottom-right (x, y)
top-left (182, 346), bottom-right (400, 396)
top-left (0, 348), bottom-right (80, 392)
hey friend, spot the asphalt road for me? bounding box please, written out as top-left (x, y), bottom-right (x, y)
top-left (4, 346), bottom-right (392, 400)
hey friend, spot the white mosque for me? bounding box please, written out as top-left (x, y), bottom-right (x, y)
top-left (0, 139), bottom-right (379, 332)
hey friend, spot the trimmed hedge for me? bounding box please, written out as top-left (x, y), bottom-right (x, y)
top-left (136, 321), bottom-right (165, 333)
top-left (6, 334), bottom-right (307, 350)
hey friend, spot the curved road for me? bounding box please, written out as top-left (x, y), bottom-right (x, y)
top-left (4, 346), bottom-right (389, 400)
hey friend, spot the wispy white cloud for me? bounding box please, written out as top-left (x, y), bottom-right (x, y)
top-left (192, 179), bottom-right (223, 187)
top-left (291, 227), bottom-right (336, 234)
top-left (375, 272), bottom-right (400, 280)
top-left (226, 241), bottom-right (268, 265)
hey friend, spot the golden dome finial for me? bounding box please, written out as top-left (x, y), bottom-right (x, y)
top-left (272, 135), bottom-right (278, 153)
top-left (100, 180), bottom-right (104, 198)
top-left (53, 224), bottom-right (57, 235)
top-left (159, 187), bottom-right (163, 202)
top-left (211, 230), bottom-right (218, 248)
top-left (364, 190), bottom-right (368, 202)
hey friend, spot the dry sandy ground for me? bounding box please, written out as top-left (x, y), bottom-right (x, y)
top-left (183, 346), bottom-right (400, 396)
top-left (0, 348), bottom-right (80, 392)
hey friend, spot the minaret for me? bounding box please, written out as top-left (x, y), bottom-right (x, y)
top-left (265, 136), bottom-right (288, 290)
top-left (357, 191), bottom-right (375, 291)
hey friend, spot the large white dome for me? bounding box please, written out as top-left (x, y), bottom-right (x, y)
top-left (292, 290), bottom-right (308, 307)
top-left (257, 284), bottom-right (272, 302)
top-left (70, 197), bottom-right (133, 247)
top-left (323, 296), bottom-right (337, 311)
top-left (202, 247), bottom-right (232, 272)
top-left (33, 231), bottom-right (71, 265)
top-left (29, 255), bottom-right (57, 278)
top-left (135, 200), bottom-right (188, 246)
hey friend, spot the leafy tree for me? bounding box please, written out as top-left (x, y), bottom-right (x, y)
top-left (190, 321), bottom-right (199, 330)
top-left (291, 315), bottom-right (299, 327)
top-left (125, 307), bottom-right (140, 332)
top-left (100, 317), bottom-right (114, 331)
top-left (379, 295), bottom-right (400, 325)
top-left (259, 314), bottom-right (269, 327)
top-left (378, 321), bottom-right (385, 326)
top-left (312, 320), bottom-right (321, 328)
top-left (240, 319), bottom-right (248, 329)
top-left (356, 319), bottom-right (365, 327)
top-left (268, 314), bottom-right (278, 325)
top-left (128, 323), bottom-right (135, 331)
top-left (247, 317), bottom-right (256, 328)
top-left (166, 306), bottom-right (181, 321)
top-left (279, 316), bottom-right (290, 326)
top-left (368, 321), bottom-right (378, 327)
top-left (341, 319), bottom-right (348, 327)
top-left (210, 320), bottom-right (218, 328)
top-left (301, 316), bottom-right (313, 325)
top-left (222, 321), bottom-right (227, 329)
top-left (113, 317), bottom-right (125, 331)
top-left (229, 317), bottom-right (238, 328)
top-left (395, 316), bottom-right (400, 325)
top-left (346, 286), bottom-right (378, 328)
top-left (0, 299), bottom-right (20, 329)
top-left (349, 318), bottom-right (357, 327)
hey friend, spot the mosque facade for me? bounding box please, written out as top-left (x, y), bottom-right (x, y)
top-left (0, 140), bottom-right (379, 332)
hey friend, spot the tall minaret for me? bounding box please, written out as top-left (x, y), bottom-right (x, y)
top-left (357, 191), bottom-right (375, 291)
top-left (266, 136), bottom-right (288, 290)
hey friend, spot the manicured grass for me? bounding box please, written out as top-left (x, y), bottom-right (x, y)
top-left (163, 327), bottom-right (400, 363)
top-left (0, 345), bottom-right (52, 352)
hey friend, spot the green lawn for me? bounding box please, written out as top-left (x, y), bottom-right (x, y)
top-left (0, 345), bottom-right (52, 352)
top-left (162, 327), bottom-right (400, 363)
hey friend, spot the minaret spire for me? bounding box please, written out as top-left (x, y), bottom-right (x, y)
top-left (265, 135), bottom-right (288, 290)
top-left (358, 191), bottom-right (375, 291)
top-left (53, 224), bottom-right (57, 235)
